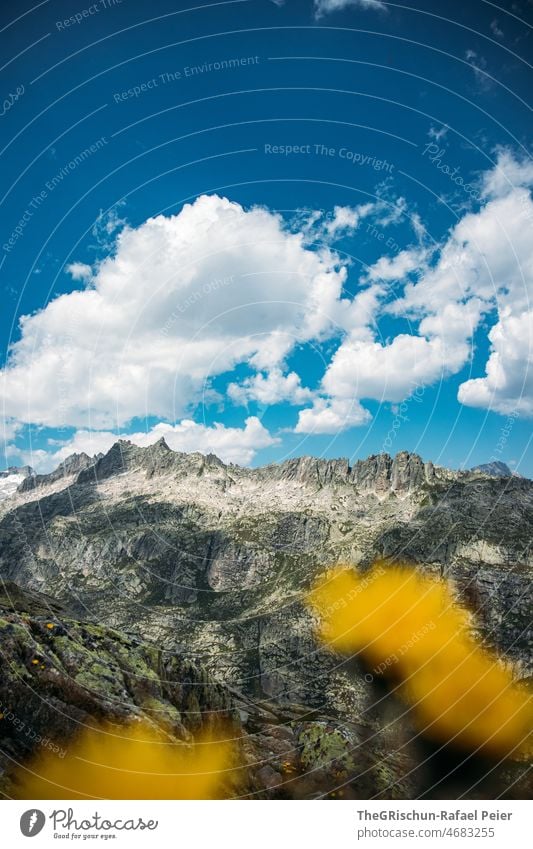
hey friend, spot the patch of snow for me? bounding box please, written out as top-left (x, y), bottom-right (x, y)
top-left (0, 474), bottom-right (25, 501)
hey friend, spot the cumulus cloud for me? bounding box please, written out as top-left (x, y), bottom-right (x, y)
top-left (1, 418), bottom-right (21, 444)
top-left (314, 0), bottom-right (386, 18)
top-left (459, 310), bottom-right (533, 416)
top-left (481, 149), bottom-right (533, 200)
top-left (296, 150), bottom-right (533, 429)
top-left (65, 262), bottom-right (93, 282)
top-left (318, 334), bottom-right (458, 408)
top-left (15, 416), bottom-right (278, 473)
top-left (3, 149), bottom-right (532, 459)
top-left (376, 155), bottom-right (533, 418)
top-left (294, 203), bottom-right (376, 245)
top-left (366, 247), bottom-right (427, 283)
top-left (324, 204), bottom-right (375, 239)
top-left (295, 397), bottom-right (370, 434)
top-left (0, 194), bottom-right (347, 430)
top-left (228, 368), bottom-right (313, 406)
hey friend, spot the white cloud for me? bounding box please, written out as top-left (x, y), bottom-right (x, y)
top-left (295, 397), bottom-right (370, 434)
top-left (319, 334), bottom-right (461, 406)
top-left (481, 149), bottom-right (533, 200)
top-left (366, 247), bottom-right (427, 283)
top-left (15, 416), bottom-right (278, 473)
top-left (324, 204), bottom-right (375, 238)
top-left (391, 184), bottom-right (533, 317)
top-left (314, 0), bottom-right (386, 18)
top-left (3, 149), bottom-right (533, 456)
top-left (410, 213), bottom-right (427, 243)
top-left (375, 195), bottom-right (408, 227)
top-left (490, 19), bottom-right (504, 39)
top-left (295, 150), bottom-right (533, 426)
top-left (294, 301), bottom-right (481, 433)
top-left (91, 201), bottom-right (128, 251)
top-left (1, 418), bottom-right (21, 443)
top-left (66, 262), bottom-right (93, 282)
top-left (428, 125), bottom-right (449, 143)
top-left (465, 49), bottom-right (491, 90)
top-left (0, 194), bottom-right (347, 430)
top-left (295, 203), bottom-right (376, 244)
top-left (228, 368), bottom-right (313, 406)
top-left (458, 309), bottom-right (533, 416)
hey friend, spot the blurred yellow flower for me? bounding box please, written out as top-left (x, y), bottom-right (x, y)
top-left (14, 720), bottom-right (235, 800)
top-left (309, 564), bottom-right (532, 759)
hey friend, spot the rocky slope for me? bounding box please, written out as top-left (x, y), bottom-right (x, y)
top-left (0, 582), bottom-right (429, 799)
top-left (0, 442), bottom-right (531, 714)
top-left (0, 581), bottom-right (237, 797)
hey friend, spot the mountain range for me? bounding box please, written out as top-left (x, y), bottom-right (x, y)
top-left (0, 442), bottom-right (531, 798)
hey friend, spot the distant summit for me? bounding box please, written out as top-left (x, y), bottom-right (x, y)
top-left (0, 465), bottom-right (34, 479)
top-left (471, 461), bottom-right (519, 478)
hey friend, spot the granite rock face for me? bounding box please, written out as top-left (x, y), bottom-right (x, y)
top-left (0, 443), bottom-right (532, 798)
top-left (0, 583), bottom-right (426, 800)
top-left (0, 443), bottom-right (531, 713)
top-left (0, 581), bottom-right (238, 797)
top-left (18, 452), bottom-right (99, 494)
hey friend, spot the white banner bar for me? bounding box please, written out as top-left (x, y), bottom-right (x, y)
top-left (2, 799), bottom-right (531, 848)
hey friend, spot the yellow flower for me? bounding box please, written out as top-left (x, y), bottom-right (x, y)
top-left (46, 623), bottom-right (55, 630)
top-left (403, 643), bottom-right (531, 756)
top-left (309, 564), bottom-right (532, 759)
top-left (14, 720), bottom-right (235, 800)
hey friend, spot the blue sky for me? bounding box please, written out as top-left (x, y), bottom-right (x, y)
top-left (1, 0), bottom-right (532, 475)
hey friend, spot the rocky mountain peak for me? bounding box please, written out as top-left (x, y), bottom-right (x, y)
top-left (7, 437), bottom-right (525, 506)
top-left (250, 450), bottom-right (448, 496)
top-left (0, 465), bottom-right (34, 479)
top-left (17, 450), bottom-right (98, 493)
top-left (76, 439), bottom-right (137, 483)
top-left (262, 455), bottom-right (350, 486)
top-left (57, 452), bottom-right (93, 474)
